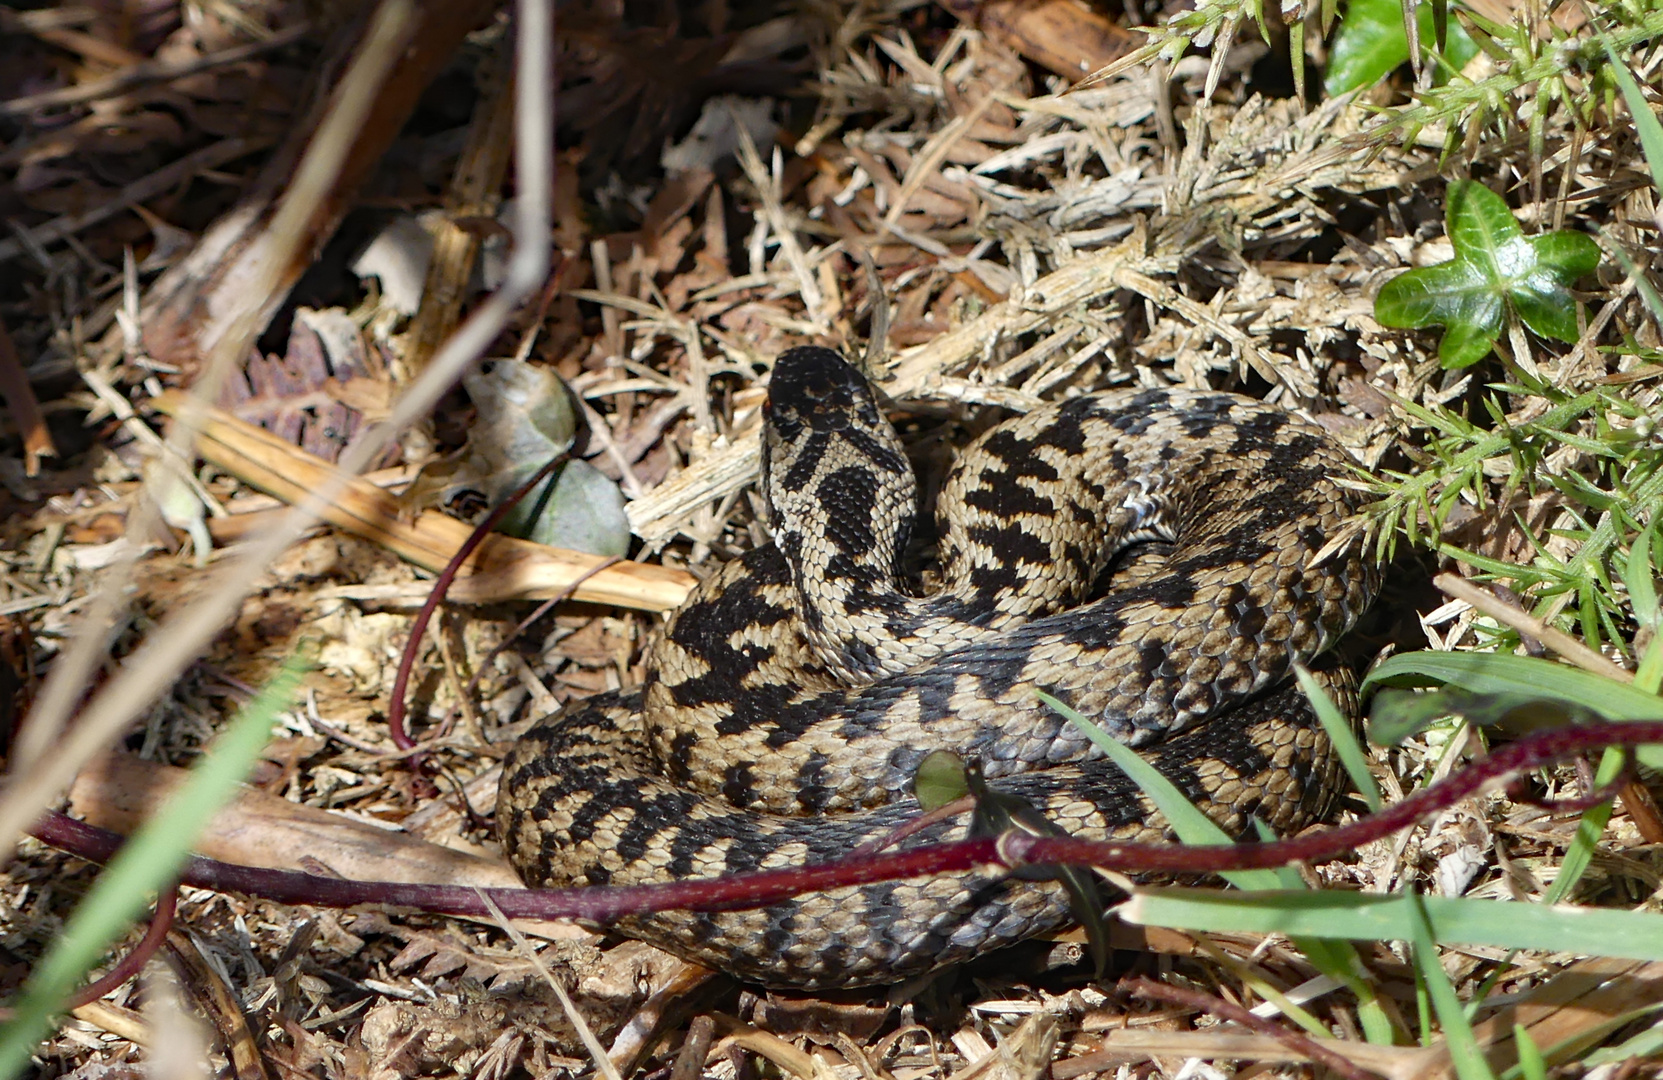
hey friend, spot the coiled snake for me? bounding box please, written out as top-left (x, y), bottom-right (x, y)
top-left (497, 346), bottom-right (1375, 989)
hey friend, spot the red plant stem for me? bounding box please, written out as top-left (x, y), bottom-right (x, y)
top-left (386, 452), bottom-right (566, 749)
top-left (67, 886), bottom-right (180, 1008)
top-left (27, 720), bottom-right (1663, 924)
top-left (1122, 976), bottom-right (1379, 1080)
top-left (0, 887), bottom-right (180, 1018)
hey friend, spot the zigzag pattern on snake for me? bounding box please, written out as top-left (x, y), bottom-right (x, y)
top-left (497, 346), bottom-right (1377, 989)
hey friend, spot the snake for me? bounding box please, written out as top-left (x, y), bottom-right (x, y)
top-left (497, 345), bottom-right (1376, 989)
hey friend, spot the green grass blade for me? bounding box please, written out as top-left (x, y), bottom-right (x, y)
top-left (1352, 981), bottom-right (1401, 1045)
top-left (1407, 892), bottom-right (1494, 1080)
top-left (1039, 692), bottom-right (1230, 845)
top-left (1540, 746), bottom-right (1623, 906)
top-left (1362, 651), bottom-right (1655, 713)
top-left (0, 653), bottom-right (308, 1078)
top-left (1637, 633), bottom-right (1663, 696)
top-left (1603, 38), bottom-right (1663, 201)
top-left (1044, 690), bottom-right (1400, 1042)
top-left (1510, 1024), bottom-right (1547, 1080)
top-left (1580, 1010), bottom-right (1663, 1068)
top-left (1622, 522), bottom-right (1660, 631)
top-left (1296, 665), bottom-right (1382, 812)
top-left (1363, 651), bottom-right (1663, 770)
top-left (1123, 887), bottom-right (1663, 960)
top-left (1605, 235), bottom-right (1663, 326)
top-left (1038, 691), bottom-right (1282, 890)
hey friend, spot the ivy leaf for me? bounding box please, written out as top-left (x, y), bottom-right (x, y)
top-left (1375, 182), bottom-right (1602, 368)
top-left (1324, 0), bottom-right (1478, 97)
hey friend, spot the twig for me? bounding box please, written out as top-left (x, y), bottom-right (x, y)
top-left (476, 888), bottom-right (623, 1080)
top-left (387, 454), bottom-right (567, 750)
top-left (147, 390), bottom-right (692, 610)
top-left (1434, 572), bottom-right (1628, 681)
top-left (0, 0), bottom-right (548, 868)
top-left (456, 554), bottom-right (623, 720)
top-left (0, 23), bottom-right (313, 117)
top-left (1122, 976), bottom-right (1379, 1080)
top-left (669, 1016), bottom-right (717, 1080)
top-left (847, 795), bottom-right (976, 857)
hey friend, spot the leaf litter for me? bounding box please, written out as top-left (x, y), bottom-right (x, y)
top-left (1, 0), bottom-right (1662, 1078)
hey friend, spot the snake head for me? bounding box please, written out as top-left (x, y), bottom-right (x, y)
top-left (762, 346), bottom-right (913, 520)
top-left (765, 347), bottom-right (882, 440)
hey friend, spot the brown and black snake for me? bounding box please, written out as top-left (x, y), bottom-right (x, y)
top-left (497, 346), bottom-right (1376, 989)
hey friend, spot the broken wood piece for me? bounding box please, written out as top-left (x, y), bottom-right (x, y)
top-left (1053, 1029), bottom-right (1425, 1080)
top-left (165, 929), bottom-right (273, 1080)
top-left (151, 389), bottom-right (694, 612)
top-left (70, 1001), bottom-right (149, 1047)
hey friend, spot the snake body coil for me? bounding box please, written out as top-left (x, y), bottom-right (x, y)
top-left (498, 346), bottom-right (1375, 988)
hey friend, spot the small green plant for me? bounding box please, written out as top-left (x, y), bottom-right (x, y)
top-left (1365, 376), bottom-right (1663, 655)
top-left (1374, 182), bottom-right (1601, 369)
top-left (1374, 7), bottom-right (1663, 149)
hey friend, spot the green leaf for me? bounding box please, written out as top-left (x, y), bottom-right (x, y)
top-left (1374, 182), bottom-right (1601, 369)
top-left (1528, 229), bottom-right (1604, 279)
top-left (1438, 309), bottom-right (1506, 368)
top-left (1513, 234), bottom-right (1602, 343)
top-left (1325, 0), bottom-right (1478, 96)
top-left (1363, 651), bottom-right (1663, 771)
top-left (408, 360), bottom-right (631, 557)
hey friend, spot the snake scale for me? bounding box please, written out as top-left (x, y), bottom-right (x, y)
top-left (497, 346), bottom-right (1376, 989)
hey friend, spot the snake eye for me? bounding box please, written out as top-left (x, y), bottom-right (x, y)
top-left (771, 408), bottom-right (804, 442)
